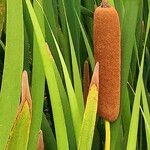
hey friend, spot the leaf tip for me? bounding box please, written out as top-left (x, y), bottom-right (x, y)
top-left (90, 62), bottom-right (99, 90)
top-left (21, 70), bottom-right (32, 114)
top-left (37, 130), bottom-right (44, 150)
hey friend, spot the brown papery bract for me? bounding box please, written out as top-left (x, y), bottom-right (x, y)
top-left (94, 3), bottom-right (121, 122)
top-left (21, 71), bottom-right (32, 116)
top-left (37, 130), bottom-right (44, 150)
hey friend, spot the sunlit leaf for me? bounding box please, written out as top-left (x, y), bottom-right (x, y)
top-left (5, 71), bottom-right (32, 150)
top-left (78, 63), bottom-right (99, 150)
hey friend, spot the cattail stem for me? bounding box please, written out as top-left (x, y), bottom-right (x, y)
top-left (105, 121), bottom-right (110, 150)
top-left (102, 0), bottom-right (108, 3)
top-left (101, 0), bottom-right (110, 7)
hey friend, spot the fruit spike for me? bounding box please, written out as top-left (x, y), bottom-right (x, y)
top-left (94, 1), bottom-right (121, 122)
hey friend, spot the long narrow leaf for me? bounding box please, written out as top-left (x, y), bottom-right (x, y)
top-left (5, 71), bottom-right (32, 150)
top-left (41, 115), bottom-right (57, 150)
top-left (127, 8), bottom-right (150, 148)
top-left (27, 0), bottom-right (45, 149)
top-left (0, 0), bottom-right (24, 148)
top-left (141, 82), bottom-right (150, 150)
top-left (0, 0), bottom-right (5, 38)
top-left (121, 0), bottom-right (140, 144)
top-left (24, 1), bottom-right (69, 149)
top-left (26, 0), bottom-right (82, 144)
top-left (78, 63), bottom-right (99, 150)
top-left (62, 0), bottom-right (84, 116)
top-left (75, 11), bottom-right (94, 70)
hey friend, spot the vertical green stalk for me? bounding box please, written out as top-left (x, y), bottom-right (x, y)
top-left (105, 121), bottom-right (110, 150)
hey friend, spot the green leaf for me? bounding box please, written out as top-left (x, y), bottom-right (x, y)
top-left (140, 107), bottom-right (150, 135)
top-left (42, 0), bottom-right (61, 65)
top-left (78, 63), bottom-right (99, 150)
top-left (111, 119), bottom-right (124, 150)
top-left (108, 0), bottom-right (115, 6)
top-left (140, 10), bottom-right (150, 150)
top-left (46, 38), bottom-right (82, 143)
top-left (121, 0), bottom-right (140, 145)
top-left (57, 0), bottom-right (72, 75)
top-left (27, 0), bottom-right (45, 149)
top-left (38, 4), bottom-right (82, 144)
top-left (126, 71), bottom-right (142, 150)
top-left (126, 7), bottom-right (150, 147)
top-left (6, 101), bottom-right (31, 150)
top-left (25, 0), bottom-right (82, 144)
top-left (81, 6), bottom-right (93, 18)
top-left (5, 71), bottom-right (32, 150)
top-left (35, 0), bottom-right (62, 74)
top-left (42, 0), bottom-right (57, 38)
top-left (41, 115), bottom-right (57, 150)
top-left (114, 0), bottom-right (124, 27)
top-left (0, 0), bottom-right (5, 38)
top-left (82, 0), bottom-right (94, 39)
top-left (62, 1), bottom-right (84, 116)
top-left (75, 11), bottom-right (94, 70)
top-left (24, 1), bottom-right (69, 149)
top-left (0, 0), bottom-right (24, 148)
top-left (24, 27), bottom-right (31, 73)
top-left (141, 82), bottom-right (150, 150)
top-left (52, 57), bottom-right (77, 149)
top-left (63, 0), bottom-right (80, 64)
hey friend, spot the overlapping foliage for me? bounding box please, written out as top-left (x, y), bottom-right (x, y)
top-left (0, 0), bottom-right (150, 149)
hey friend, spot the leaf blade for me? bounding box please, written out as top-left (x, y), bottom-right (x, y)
top-left (0, 0), bottom-right (24, 148)
top-left (78, 63), bottom-right (99, 150)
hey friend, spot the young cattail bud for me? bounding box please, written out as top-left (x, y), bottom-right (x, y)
top-left (83, 60), bottom-right (90, 104)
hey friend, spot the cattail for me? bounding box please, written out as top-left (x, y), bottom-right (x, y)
top-left (94, 0), bottom-right (121, 122)
top-left (83, 60), bottom-right (90, 104)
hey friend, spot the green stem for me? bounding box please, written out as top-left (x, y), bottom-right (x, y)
top-left (105, 121), bottom-right (110, 150)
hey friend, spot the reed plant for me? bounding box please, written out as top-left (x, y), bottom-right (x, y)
top-left (0, 0), bottom-right (150, 150)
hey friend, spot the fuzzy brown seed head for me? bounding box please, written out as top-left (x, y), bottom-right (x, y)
top-left (94, 6), bottom-right (121, 122)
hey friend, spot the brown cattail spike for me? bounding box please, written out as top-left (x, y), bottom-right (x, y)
top-left (94, 4), bottom-right (121, 122)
